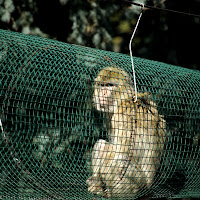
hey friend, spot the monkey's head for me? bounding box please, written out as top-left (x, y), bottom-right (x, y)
top-left (93, 66), bottom-right (133, 113)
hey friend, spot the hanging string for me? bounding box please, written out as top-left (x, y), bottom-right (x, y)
top-left (129, 3), bottom-right (144, 102)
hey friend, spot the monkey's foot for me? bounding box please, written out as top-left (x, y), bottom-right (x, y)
top-left (86, 176), bottom-right (104, 195)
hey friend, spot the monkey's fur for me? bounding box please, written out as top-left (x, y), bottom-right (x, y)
top-left (86, 67), bottom-right (166, 198)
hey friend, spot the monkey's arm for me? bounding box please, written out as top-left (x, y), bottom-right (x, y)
top-left (86, 139), bottom-right (109, 196)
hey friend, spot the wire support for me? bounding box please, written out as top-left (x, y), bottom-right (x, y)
top-left (123, 0), bottom-right (200, 18)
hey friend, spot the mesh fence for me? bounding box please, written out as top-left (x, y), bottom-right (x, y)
top-left (0, 29), bottom-right (200, 199)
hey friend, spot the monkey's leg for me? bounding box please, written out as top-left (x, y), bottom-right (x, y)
top-left (133, 129), bottom-right (157, 188)
top-left (139, 160), bottom-right (155, 187)
top-left (136, 145), bottom-right (156, 187)
top-left (110, 160), bottom-right (152, 199)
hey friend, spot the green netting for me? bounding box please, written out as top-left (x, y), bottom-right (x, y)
top-left (0, 29), bottom-right (200, 199)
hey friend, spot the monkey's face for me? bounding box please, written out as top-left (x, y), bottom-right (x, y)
top-left (93, 82), bottom-right (117, 113)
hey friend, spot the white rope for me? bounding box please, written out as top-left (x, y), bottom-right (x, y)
top-left (0, 118), bottom-right (6, 139)
top-left (0, 118), bottom-right (4, 133)
top-left (129, 3), bottom-right (144, 102)
top-left (0, 118), bottom-right (6, 140)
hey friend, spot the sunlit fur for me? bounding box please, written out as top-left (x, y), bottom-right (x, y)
top-left (87, 66), bottom-right (166, 198)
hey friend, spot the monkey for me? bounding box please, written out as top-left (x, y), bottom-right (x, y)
top-left (86, 66), bottom-right (166, 198)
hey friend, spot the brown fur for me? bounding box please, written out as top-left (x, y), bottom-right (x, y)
top-left (87, 67), bottom-right (166, 198)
